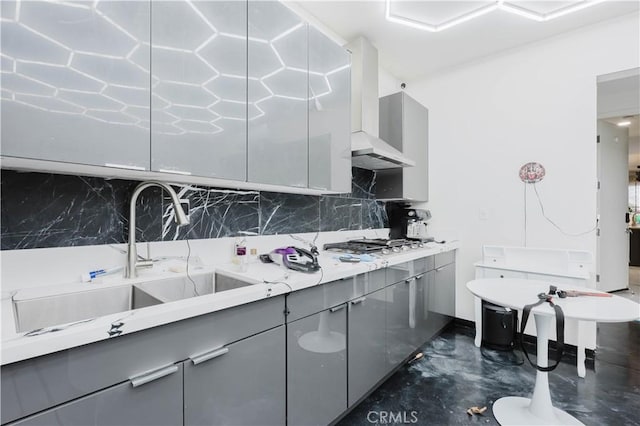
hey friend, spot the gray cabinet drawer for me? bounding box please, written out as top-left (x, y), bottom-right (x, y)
top-left (364, 269), bottom-right (387, 294)
top-left (386, 256), bottom-right (433, 284)
top-left (435, 251), bottom-right (455, 269)
top-left (414, 256), bottom-right (435, 274)
top-left (8, 363), bottom-right (183, 426)
top-left (1, 296), bottom-right (284, 424)
top-left (386, 261), bottom-right (412, 284)
top-left (287, 274), bottom-right (368, 322)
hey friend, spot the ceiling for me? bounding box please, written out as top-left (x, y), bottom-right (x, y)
top-left (294, 0), bottom-right (640, 82)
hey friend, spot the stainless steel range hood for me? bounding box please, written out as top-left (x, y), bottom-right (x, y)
top-left (347, 37), bottom-right (415, 170)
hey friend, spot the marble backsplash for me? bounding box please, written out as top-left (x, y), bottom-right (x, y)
top-left (1, 168), bottom-right (387, 250)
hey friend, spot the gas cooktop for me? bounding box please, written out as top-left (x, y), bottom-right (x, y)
top-left (323, 238), bottom-right (429, 255)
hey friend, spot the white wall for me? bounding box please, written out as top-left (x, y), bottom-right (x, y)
top-left (405, 12), bottom-right (640, 320)
top-left (379, 67), bottom-right (402, 97)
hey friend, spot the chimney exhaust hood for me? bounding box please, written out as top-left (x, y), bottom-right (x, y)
top-left (347, 37), bottom-right (415, 170)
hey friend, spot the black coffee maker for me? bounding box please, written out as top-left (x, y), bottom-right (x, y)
top-left (387, 203), bottom-right (433, 241)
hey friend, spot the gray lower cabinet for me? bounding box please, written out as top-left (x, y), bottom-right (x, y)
top-left (1, 296), bottom-right (284, 424)
top-left (184, 325), bottom-right (285, 426)
top-left (287, 304), bottom-right (347, 426)
top-left (414, 271), bottom-right (433, 345)
top-left (385, 279), bottom-right (413, 372)
top-left (385, 273), bottom-right (430, 371)
top-left (428, 261), bottom-right (456, 333)
top-left (2, 255), bottom-right (455, 426)
top-left (9, 363), bottom-right (183, 426)
top-left (347, 288), bottom-right (386, 407)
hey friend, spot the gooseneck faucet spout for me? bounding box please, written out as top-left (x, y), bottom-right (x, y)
top-left (125, 181), bottom-right (190, 278)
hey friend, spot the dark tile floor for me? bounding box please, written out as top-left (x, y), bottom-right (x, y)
top-left (338, 319), bottom-right (640, 426)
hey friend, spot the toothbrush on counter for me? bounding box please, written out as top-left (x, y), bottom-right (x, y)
top-left (81, 266), bottom-right (125, 282)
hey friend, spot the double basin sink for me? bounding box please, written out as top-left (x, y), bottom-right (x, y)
top-left (12, 271), bottom-right (252, 334)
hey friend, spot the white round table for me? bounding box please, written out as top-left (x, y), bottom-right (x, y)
top-left (467, 279), bottom-right (640, 426)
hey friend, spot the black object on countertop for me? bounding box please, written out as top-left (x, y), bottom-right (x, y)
top-left (259, 254), bottom-right (274, 263)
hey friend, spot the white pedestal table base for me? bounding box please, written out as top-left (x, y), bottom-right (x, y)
top-left (493, 313), bottom-right (585, 426)
top-left (493, 397), bottom-right (584, 425)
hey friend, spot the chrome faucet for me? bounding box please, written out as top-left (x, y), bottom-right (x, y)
top-left (125, 181), bottom-right (190, 278)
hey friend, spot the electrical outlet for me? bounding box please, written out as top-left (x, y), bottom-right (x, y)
top-left (180, 199), bottom-right (190, 221)
top-left (479, 208), bottom-right (489, 221)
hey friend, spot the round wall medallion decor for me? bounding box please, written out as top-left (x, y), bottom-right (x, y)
top-left (519, 162), bottom-right (545, 183)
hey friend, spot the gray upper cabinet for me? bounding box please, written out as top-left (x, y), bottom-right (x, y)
top-left (308, 27), bottom-right (351, 192)
top-left (377, 92), bottom-right (429, 201)
top-left (0, 0), bottom-right (151, 170)
top-left (1, 0), bottom-right (351, 193)
top-left (151, 1), bottom-right (247, 181)
top-left (247, 1), bottom-right (308, 188)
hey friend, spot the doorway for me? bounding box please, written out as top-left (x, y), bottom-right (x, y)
top-left (596, 68), bottom-right (640, 295)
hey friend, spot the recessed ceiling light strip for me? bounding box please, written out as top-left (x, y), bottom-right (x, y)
top-left (437, 3), bottom-right (500, 32)
top-left (543, 0), bottom-right (608, 21)
top-left (386, 0), bottom-right (610, 32)
top-left (498, 3), bottom-right (545, 22)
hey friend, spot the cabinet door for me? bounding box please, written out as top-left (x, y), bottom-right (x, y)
top-left (385, 279), bottom-right (415, 371)
top-left (184, 326), bottom-right (285, 426)
top-left (151, 1), bottom-right (246, 180)
top-left (0, 1), bottom-right (150, 169)
top-left (9, 364), bottom-right (182, 426)
top-left (401, 93), bottom-right (429, 201)
top-left (415, 271), bottom-right (434, 345)
top-left (288, 305), bottom-right (347, 426)
top-left (428, 262), bottom-right (455, 335)
top-left (247, 1), bottom-right (308, 187)
top-left (308, 26), bottom-right (351, 192)
top-left (348, 288), bottom-right (386, 407)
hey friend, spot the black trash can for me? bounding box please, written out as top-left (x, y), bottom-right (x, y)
top-left (482, 300), bottom-right (517, 350)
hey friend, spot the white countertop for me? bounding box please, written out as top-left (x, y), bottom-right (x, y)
top-left (1, 241), bottom-right (458, 365)
top-left (467, 279), bottom-right (640, 322)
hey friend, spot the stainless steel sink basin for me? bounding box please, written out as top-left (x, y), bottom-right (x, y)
top-left (12, 284), bottom-right (162, 333)
top-left (12, 272), bottom-right (216, 333)
top-left (214, 273), bottom-right (254, 292)
top-left (135, 273), bottom-right (214, 303)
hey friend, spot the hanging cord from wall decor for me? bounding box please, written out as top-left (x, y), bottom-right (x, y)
top-left (530, 182), bottom-right (599, 237)
top-left (185, 239), bottom-right (200, 297)
top-left (523, 184), bottom-right (528, 246)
